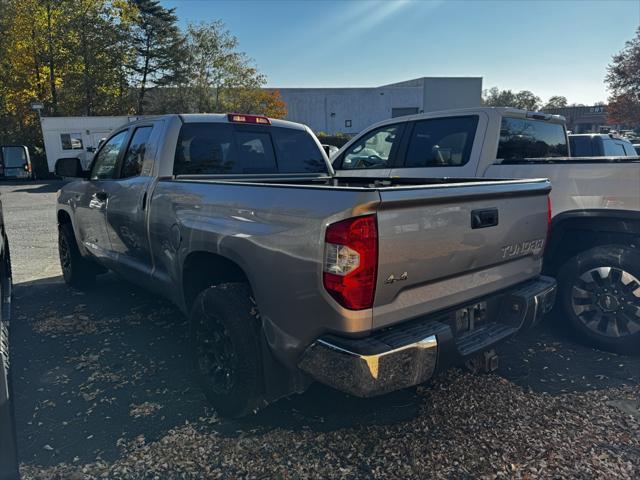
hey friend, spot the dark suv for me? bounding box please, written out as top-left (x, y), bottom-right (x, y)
top-left (569, 133), bottom-right (637, 157)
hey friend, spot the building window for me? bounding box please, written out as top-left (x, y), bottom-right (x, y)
top-left (345, 120), bottom-right (352, 128)
top-left (61, 133), bottom-right (83, 150)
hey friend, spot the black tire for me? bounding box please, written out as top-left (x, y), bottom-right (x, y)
top-left (189, 283), bottom-right (264, 418)
top-left (58, 222), bottom-right (97, 289)
top-left (558, 245), bottom-right (640, 354)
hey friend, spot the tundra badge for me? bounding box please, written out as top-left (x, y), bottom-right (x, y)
top-left (501, 239), bottom-right (545, 259)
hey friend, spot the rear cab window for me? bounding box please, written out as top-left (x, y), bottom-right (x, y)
top-left (568, 136), bottom-right (595, 157)
top-left (173, 123), bottom-right (327, 175)
top-left (497, 117), bottom-right (568, 161)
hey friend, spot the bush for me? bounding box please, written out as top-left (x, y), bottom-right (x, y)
top-left (316, 132), bottom-right (351, 148)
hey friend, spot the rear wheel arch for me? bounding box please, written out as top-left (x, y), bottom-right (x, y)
top-left (545, 210), bottom-right (640, 274)
top-left (181, 251), bottom-right (253, 312)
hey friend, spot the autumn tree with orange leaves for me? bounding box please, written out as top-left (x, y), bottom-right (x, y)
top-left (606, 27), bottom-right (640, 126)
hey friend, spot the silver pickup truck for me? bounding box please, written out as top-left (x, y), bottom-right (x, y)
top-left (55, 113), bottom-right (555, 417)
top-left (334, 107), bottom-right (640, 353)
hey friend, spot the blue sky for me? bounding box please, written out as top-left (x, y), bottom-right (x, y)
top-left (162, 0), bottom-right (640, 104)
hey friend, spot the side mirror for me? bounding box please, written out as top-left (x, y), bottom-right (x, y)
top-left (55, 157), bottom-right (88, 178)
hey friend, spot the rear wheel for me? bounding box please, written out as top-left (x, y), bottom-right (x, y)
top-left (558, 245), bottom-right (640, 354)
top-left (58, 223), bottom-right (97, 289)
top-left (189, 283), bottom-right (264, 418)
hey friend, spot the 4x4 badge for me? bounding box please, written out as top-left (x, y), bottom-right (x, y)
top-left (385, 272), bottom-right (408, 284)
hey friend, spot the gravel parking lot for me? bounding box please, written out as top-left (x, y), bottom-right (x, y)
top-left (2, 181), bottom-right (639, 479)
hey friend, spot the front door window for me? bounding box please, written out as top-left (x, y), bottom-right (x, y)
top-left (90, 131), bottom-right (128, 180)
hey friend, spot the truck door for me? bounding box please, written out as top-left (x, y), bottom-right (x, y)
top-left (74, 129), bottom-right (129, 262)
top-left (102, 125), bottom-right (155, 283)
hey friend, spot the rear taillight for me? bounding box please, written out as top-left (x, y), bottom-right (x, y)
top-left (323, 215), bottom-right (378, 310)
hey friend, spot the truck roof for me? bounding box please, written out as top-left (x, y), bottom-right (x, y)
top-left (345, 107), bottom-right (566, 135)
top-left (125, 113), bottom-right (308, 132)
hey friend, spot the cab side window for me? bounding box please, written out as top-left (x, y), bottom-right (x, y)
top-left (121, 127), bottom-right (152, 178)
top-left (404, 116), bottom-right (478, 167)
top-left (340, 125), bottom-right (400, 169)
top-left (90, 130), bottom-right (128, 180)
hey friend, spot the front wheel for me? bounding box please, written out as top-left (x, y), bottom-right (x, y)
top-left (558, 245), bottom-right (640, 354)
top-left (189, 283), bottom-right (264, 418)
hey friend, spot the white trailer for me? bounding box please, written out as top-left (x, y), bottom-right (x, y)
top-left (41, 116), bottom-right (141, 172)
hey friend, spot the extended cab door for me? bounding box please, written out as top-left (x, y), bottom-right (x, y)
top-left (74, 129), bottom-right (129, 260)
top-left (388, 113), bottom-right (488, 178)
top-left (102, 124), bottom-right (157, 282)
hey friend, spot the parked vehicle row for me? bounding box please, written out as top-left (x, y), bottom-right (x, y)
top-left (332, 107), bottom-right (640, 353)
top-left (55, 112), bottom-right (556, 417)
top-left (568, 133), bottom-right (638, 157)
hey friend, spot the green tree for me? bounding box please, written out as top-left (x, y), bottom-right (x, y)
top-left (543, 95), bottom-right (568, 109)
top-left (129, 0), bottom-right (185, 114)
top-left (482, 87), bottom-right (517, 107)
top-left (483, 87), bottom-right (541, 110)
top-left (606, 27), bottom-right (640, 125)
top-left (62, 0), bottom-right (137, 115)
top-left (185, 21), bottom-right (266, 112)
top-left (513, 90), bottom-right (541, 111)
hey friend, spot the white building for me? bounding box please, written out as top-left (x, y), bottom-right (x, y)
top-left (274, 77), bottom-right (483, 135)
top-left (40, 115), bottom-right (141, 172)
top-left (39, 77), bottom-right (483, 172)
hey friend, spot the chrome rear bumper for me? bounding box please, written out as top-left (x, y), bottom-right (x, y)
top-left (298, 276), bottom-right (556, 397)
top-left (298, 335), bottom-right (437, 398)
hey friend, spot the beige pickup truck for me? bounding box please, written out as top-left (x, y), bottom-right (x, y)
top-left (334, 107), bottom-right (640, 353)
top-left (55, 113), bottom-right (556, 416)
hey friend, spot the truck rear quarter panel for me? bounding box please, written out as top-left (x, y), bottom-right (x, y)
top-left (147, 180), bottom-right (381, 365)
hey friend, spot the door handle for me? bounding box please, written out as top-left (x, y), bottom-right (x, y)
top-left (94, 191), bottom-right (108, 202)
top-left (471, 208), bottom-right (499, 229)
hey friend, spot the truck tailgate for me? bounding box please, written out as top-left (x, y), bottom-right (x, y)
top-left (373, 179), bottom-right (551, 329)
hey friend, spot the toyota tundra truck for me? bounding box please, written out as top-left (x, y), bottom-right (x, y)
top-left (55, 113), bottom-right (555, 417)
top-left (333, 107), bottom-right (640, 353)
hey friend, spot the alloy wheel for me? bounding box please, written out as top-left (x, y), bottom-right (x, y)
top-left (571, 266), bottom-right (640, 338)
